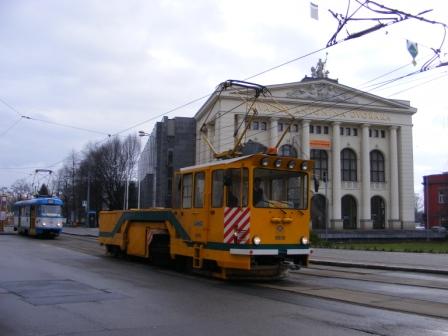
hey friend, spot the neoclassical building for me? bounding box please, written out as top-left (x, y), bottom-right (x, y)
top-left (194, 71), bottom-right (417, 231)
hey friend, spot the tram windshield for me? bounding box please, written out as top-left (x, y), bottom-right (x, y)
top-left (40, 205), bottom-right (62, 217)
top-left (253, 169), bottom-right (308, 210)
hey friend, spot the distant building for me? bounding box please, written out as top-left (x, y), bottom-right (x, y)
top-left (423, 172), bottom-right (448, 228)
top-left (194, 61), bottom-right (417, 231)
top-left (138, 116), bottom-right (196, 208)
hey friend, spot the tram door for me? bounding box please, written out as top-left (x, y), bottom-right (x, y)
top-left (180, 172), bottom-right (208, 243)
top-left (210, 170), bottom-right (225, 242)
top-left (224, 168), bottom-right (249, 244)
top-left (30, 206), bottom-right (36, 233)
top-left (210, 168), bottom-right (248, 244)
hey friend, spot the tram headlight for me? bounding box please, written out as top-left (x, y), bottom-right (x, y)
top-left (301, 162), bottom-right (308, 171)
top-left (274, 159), bottom-right (282, 168)
top-left (300, 236), bottom-right (309, 245)
top-left (260, 157), bottom-right (269, 167)
top-left (252, 236), bottom-right (261, 245)
top-left (287, 160), bottom-right (296, 169)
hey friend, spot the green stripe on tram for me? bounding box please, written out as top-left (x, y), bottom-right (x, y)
top-left (99, 210), bottom-right (190, 241)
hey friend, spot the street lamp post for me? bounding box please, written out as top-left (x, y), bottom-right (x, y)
top-left (138, 131), bottom-right (150, 209)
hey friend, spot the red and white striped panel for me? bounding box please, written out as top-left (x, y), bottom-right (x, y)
top-left (223, 207), bottom-right (250, 244)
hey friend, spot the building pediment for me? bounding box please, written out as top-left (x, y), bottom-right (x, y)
top-left (264, 79), bottom-right (415, 113)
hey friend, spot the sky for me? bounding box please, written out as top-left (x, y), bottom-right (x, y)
top-left (1, 0), bottom-right (448, 196)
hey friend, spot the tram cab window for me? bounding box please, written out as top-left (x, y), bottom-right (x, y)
top-left (182, 173), bottom-right (193, 208)
top-left (40, 205), bottom-right (62, 217)
top-left (194, 172), bottom-right (205, 208)
top-left (253, 168), bottom-right (308, 209)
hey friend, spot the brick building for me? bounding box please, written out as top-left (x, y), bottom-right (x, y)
top-left (423, 172), bottom-right (448, 228)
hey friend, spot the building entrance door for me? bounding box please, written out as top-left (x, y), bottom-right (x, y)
top-left (311, 194), bottom-right (326, 229)
top-left (371, 196), bottom-right (386, 229)
top-left (342, 195), bottom-right (357, 229)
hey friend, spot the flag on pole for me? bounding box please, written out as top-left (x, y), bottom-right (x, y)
top-left (310, 2), bottom-right (319, 20)
top-left (406, 40), bottom-right (418, 66)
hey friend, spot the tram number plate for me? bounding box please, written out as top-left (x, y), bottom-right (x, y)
top-left (275, 235), bottom-right (285, 240)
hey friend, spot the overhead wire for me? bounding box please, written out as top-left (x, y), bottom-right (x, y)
top-left (0, 98), bottom-right (112, 137)
top-left (2, 1), bottom-right (448, 178)
top-left (0, 117), bottom-right (22, 138)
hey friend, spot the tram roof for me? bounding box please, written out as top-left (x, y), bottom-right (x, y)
top-left (13, 197), bottom-right (63, 207)
top-left (179, 154), bottom-right (256, 172)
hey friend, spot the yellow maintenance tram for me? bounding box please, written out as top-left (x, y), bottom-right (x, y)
top-left (99, 79), bottom-right (313, 279)
top-left (99, 152), bottom-right (313, 279)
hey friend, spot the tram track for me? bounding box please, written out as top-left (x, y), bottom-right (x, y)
top-left (257, 267), bottom-right (448, 319)
top-left (51, 234), bottom-right (448, 320)
top-left (51, 232), bottom-right (104, 256)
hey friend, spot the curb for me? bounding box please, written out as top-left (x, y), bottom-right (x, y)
top-left (310, 259), bottom-right (448, 275)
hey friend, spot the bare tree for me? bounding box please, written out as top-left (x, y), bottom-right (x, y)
top-left (55, 151), bottom-right (81, 224)
top-left (415, 192), bottom-right (424, 223)
top-left (10, 178), bottom-right (32, 201)
top-left (81, 135), bottom-right (140, 211)
top-left (54, 135), bottom-right (141, 223)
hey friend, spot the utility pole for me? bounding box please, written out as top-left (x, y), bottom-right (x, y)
top-left (86, 173), bottom-right (90, 213)
top-left (72, 157), bottom-right (76, 225)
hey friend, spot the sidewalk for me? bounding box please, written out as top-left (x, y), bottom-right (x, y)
top-left (61, 227), bottom-right (448, 275)
top-left (310, 248), bottom-right (448, 275)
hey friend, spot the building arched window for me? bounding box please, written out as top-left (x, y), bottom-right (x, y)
top-left (370, 150), bottom-right (385, 182)
top-left (278, 144), bottom-right (297, 157)
top-left (341, 148), bottom-right (357, 181)
top-left (311, 149), bottom-right (328, 181)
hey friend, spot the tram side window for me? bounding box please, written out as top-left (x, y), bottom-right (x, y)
top-left (194, 172), bottom-right (205, 208)
top-left (20, 206), bottom-right (28, 217)
top-left (225, 168), bottom-right (249, 208)
top-left (182, 173), bottom-right (193, 208)
top-left (212, 170), bottom-right (224, 208)
top-left (173, 174), bottom-right (181, 208)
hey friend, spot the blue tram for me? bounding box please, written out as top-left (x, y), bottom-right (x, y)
top-left (13, 197), bottom-right (65, 236)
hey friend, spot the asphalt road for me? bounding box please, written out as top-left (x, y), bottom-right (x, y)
top-left (1, 234), bottom-right (447, 336)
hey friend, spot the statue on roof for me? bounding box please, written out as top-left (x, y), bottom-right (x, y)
top-left (311, 56), bottom-right (329, 79)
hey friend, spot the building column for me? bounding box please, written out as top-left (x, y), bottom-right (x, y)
top-left (361, 124), bottom-right (373, 229)
top-left (398, 125), bottom-right (416, 229)
top-left (270, 118), bottom-right (278, 148)
top-left (389, 126), bottom-right (401, 229)
top-left (215, 112), bottom-right (222, 153)
top-left (331, 122), bottom-right (343, 229)
top-left (301, 119), bottom-right (310, 159)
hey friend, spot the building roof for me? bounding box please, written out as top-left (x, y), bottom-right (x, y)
top-left (194, 78), bottom-right (417, 122)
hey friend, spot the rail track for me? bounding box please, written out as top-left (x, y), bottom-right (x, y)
top-left (51, 233), bottom-right (448, 320)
